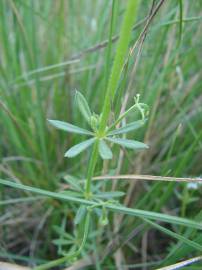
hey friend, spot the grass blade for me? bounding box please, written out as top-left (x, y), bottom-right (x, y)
top-left (99, 0), bottom-right (140, 131)
top-left (178, 0), bottom-right (183, 45)
top-left (94, 191), bottom-right (125, 199)
top-left (143, 218), bottom-right (202, 252)
top-left (156, 256), bottom-right (202, 270)
top-left (0, 178), bottom-right (202, 230)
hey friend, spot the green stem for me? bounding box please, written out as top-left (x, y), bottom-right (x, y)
top-left (33, 1), bottom-right (140, 269)
top-left (85, 0), bottom-right (140, 199)
top-left (84, 1), bottom-right (118, 198)
top-left (85, 139), bottom-right (99, 198)
top-left (109, 103), bottom-right (140, 130)
top-left (99, 0), bottom-right (140, 133)
top-left (1, 178), bottom-right (202, 230)
top-left (33, 211), bottom-right (91, 270)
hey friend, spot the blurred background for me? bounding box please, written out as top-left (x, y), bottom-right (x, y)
top-left (0, 0), bottom-right (202, 269)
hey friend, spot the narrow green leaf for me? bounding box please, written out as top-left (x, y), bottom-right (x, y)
top-left (98, 140), bottom-right (113, 160)
top-left (75, 91), bottom-right (92, 123)
top-left (64, 138), bottom-right (95, 158)
top-left (52, 239), bottom-right (72, 246)
top-left (74, 205), bottom-right (87, 225)
top-left (60, 191), bottom-right (83, 198)
top-left (99, 0), bottom-right (140, 131)
top-left (156, 256), bottom-right (202, 270)
top-left (1, 178), bottom-right (202, 230)
top-left (48, 119), bottom-right (93, 135)
top-left (0, 196), bottom-right (44, 205)
top-left (94, 191), bottom-right (125, 199)
top-left (107, 137), bottom-right (149, 150)
top-left (144, 218), bottom-right (202, 252)
top-left (178, 0), bottom-right (183, 45)
top-left (108, 120), bottom-right (146, 136)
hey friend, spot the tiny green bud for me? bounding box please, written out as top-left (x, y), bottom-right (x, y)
top-left (99, 207), bottom-right (109, 226)
top-left (90, 113), bottom-right (100, 131)
top-left (99, 216), bottom-right (109, 226)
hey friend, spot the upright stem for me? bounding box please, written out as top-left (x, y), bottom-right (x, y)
top-left (85, 0), bottom-right (140, 198)
top-left (33, 211), bottom-right (91, 270)
top-left (34, 1), bottom-right (141, 269)
top-left (85, 139), bottom-right (99, 198)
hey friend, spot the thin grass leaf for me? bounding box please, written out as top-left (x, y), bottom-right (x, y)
top-left (48, 119), bottom-right (93, 135)
top-left (156, 256), bottom-right (202, 270)
top-left (144, 218), bottom-right (202, 252)
top-left (60, 191), bottom-right (83, 197)
top-left (98, 140), bottom-right (113, 159)
top-left (108, 119), bottom-right (146, 136)
top-left (94, 191), bottom-right (125, 199)
top-left (99, 0), bottom-right (140, 131)
top-left (178, 0), bottom-right (183, 45)
top-left (0, 196), bottom-right (44, 205)
top-left (64, 138), bottom-right (95, 158)
top-left (75, 90), bottom-right (92, 123)
top-left (1, 178), bottom-right (202, 230)
top-left (107, 137), bottom-right (148, 150)
top-left (52, 239), bottom-right (73, 246)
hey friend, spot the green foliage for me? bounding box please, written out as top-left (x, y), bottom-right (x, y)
top-left (64, 137), bottom-right (96, 158)
top-left (106, 137), bottom-right (148, 150)
top-left (108, 119), bottom-right (146, 135)
top-left (49, 90), bottom-right (148, 159)
top-left (74, 205), bottom-right (87, 225)
top-left (0, 0), bottom-right (202, 269)
top-left (47, 119), bottom-right (93, 135)
top-left (75, 90), bottom-right (92, 124)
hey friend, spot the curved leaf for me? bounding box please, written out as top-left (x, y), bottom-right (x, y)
top-left (108, 119), bottom-right (146, 136)
top-left (75, 91), bottom-right (92, 123)
top-left (107, 137), bottom-right (148, 150)
top-left (99, 140), bottom-right (113, 160)
top-left (144, 218), bottom-right (202, 252)
top-left (48, 119), bottom-right (93, 135)
top-left (65, 138), bottom-right (95, 158)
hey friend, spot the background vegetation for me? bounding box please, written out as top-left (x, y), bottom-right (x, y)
top-left (0, 0), bottom-right (202, 269)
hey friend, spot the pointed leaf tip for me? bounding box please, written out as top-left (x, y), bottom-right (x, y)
top-left (64, 137), bottom-right (95, 158)
top-left (107, 137), bottom-right (149, 150)
top-left (99, 140), bottom-right (113, 160)
top-left (75, 91), bottom-right (92, 124)
top-left (48, 119), bottom-right (93, 135)
top-left (108, 119), bottom-right (146, 136)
